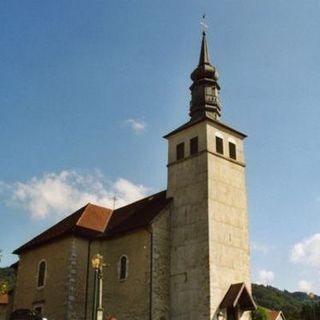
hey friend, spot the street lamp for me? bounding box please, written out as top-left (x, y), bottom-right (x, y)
top-left (91, 254), bottom-right (104, 320)
top-left (217, 311), bottom-right (224, 320)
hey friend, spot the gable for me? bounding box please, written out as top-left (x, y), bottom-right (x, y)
top-left (220, 283), bottom-right (257, 311)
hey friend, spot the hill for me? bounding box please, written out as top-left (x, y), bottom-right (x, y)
top-left (252, 283), bottom-right (320, 320)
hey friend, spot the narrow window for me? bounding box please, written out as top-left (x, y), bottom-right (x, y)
top-left (229, 142), bottom-right (237, 160)
top-left (190, 137), bottom-right (198, 155)
top-left (119, 255), bottom-right (128, 280)
top-left (215, 136), bottom-right (224, 154)
top-left (37, 260), bottom-right (46, 288)
top-left (176, 142), bottom-right (185, 160)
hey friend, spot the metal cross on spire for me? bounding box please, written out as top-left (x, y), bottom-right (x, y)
top-left (200, 13), bottom-right (208, 33)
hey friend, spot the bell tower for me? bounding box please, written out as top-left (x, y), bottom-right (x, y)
top-left (190, 31), bottom-right (221, 121)
top-left (165, 32), bottom-right (255, 320)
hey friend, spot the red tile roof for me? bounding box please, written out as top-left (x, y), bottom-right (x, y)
top-left (268, 311), bottom-right (279, 320)
top-left (76, 204), bottom-right (112, 232)
top-left (267, 310), bottom-right (285, 320)
top-left (0, 294), bottom-right (8, 305)
top-left (14, 190), bottom-right (171, 254)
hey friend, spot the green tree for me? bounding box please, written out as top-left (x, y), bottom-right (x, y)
top-left (301, 302), bottom-right (320, 320)
top-left (252, 307), bottom-right (268, 320)
top-left (0, 250), bottom-right (9, 295)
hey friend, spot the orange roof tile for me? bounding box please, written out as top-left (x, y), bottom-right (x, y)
top-left (76, 204), bottom-right (112, 232)
top-left (267, 310), bottom-right (282, 320)
top-left (0, 294), bottom-right (8, 305)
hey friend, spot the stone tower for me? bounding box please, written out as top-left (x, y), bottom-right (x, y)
top-left (165, 32), bottom-right (255, 320)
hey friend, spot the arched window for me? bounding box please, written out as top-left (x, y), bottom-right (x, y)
top-left (37, 260), bottom-right (46, 288)
top-left (119, 255), bottom-right (128, 281)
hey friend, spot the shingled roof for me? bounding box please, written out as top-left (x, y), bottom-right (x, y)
top-left (220, 283), bottom-right (256, 311)
top-left (103, 190), bottom-right (171, 238)
top-left (14, 190), bottom-right (171, 254)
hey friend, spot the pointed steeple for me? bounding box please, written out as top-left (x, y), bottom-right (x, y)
top-left (199, 31), bottom-right (210, 65)
top-left (189, 31), bottom-right (222, 121)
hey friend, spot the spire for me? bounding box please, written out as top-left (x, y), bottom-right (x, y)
top-left (189, 31), bottom-right (222, 121)
top-left (199, 31), bottom-right (210, 66)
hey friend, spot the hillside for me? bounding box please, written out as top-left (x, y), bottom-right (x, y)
top-left (252, 283), bottom-right (320, 320)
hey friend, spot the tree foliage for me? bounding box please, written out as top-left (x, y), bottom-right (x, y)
top-left (300, 302), bottom-right (320, 320)
top-left (0, 251), bottom-right (16, 295)
top-left (252, 284), bottom-right (320, 320)
top-left (252, 307), bottom-right (268, 320)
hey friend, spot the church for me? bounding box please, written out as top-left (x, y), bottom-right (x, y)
top-left (11, 31), bottom-right (256, 320)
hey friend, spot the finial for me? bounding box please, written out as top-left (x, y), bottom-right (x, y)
top-left (200, 13), bottom-right (208, 34)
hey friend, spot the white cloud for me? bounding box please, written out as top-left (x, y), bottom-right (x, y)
top-left (252, 242), bottom-right (271, 255)
top-left (298, 280), bottom-right (312, 293)
top-left (124, 119), bottom-right (146, 134)
top-left (290, 234), bottom-right (320, 267)
top-left (256, 269), bottom-right (274, 285)
top-left (1, 170), bottom-right (150, 220)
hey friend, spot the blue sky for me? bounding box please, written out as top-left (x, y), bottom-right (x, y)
top-left (1, 0), bottom-right (320, 294)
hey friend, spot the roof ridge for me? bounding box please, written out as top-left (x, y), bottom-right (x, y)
top-left (85, 202), bottom-right (113, 211)
top-left (113, 190), bottom-right (166, 212)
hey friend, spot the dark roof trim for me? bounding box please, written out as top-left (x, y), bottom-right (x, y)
top-left (220, 283), bottom-right (257, 311)
top-left (13, 190), bottom-right (171, 255)
top-left (163, 116), bottom-right (247, 139)
top-left (102, 190), bottom-right (172, 239)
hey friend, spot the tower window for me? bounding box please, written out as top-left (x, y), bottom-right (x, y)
top-left (119, 255), bottom-right (128, 281)
top-left (190, 137), bottom-right (198, 155)
top-left (37, 260), bottom-right (46, 288)
top-left (215, 136), bottom-right (224, 154)
top-left (176, 142), bottom-right (185, 160)
top-left (229, 142), bottom-right (237, 160)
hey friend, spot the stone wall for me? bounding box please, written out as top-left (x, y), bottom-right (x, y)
top-left (167, 120), bottom-right (211, 320)
top-left (151, 208), bottom-right (171, 320)
top-left (206, 122), bottom-right (251, 319)
top-left (13, 227), bottom-right (163, 320)
top-left (166, 119), bottom-right (251, 320)
top-left (87, 229), bottom-right (151, 320)
top-left (13, 236), bottom-right (90, 320)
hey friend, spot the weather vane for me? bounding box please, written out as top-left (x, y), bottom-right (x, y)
top-left (200, 13), bottom-right (208, 33)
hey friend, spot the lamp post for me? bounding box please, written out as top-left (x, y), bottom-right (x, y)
top-left (217, 311), bottom-right (224, 320)
top-left (91, 254), bottom-right (104, 320)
